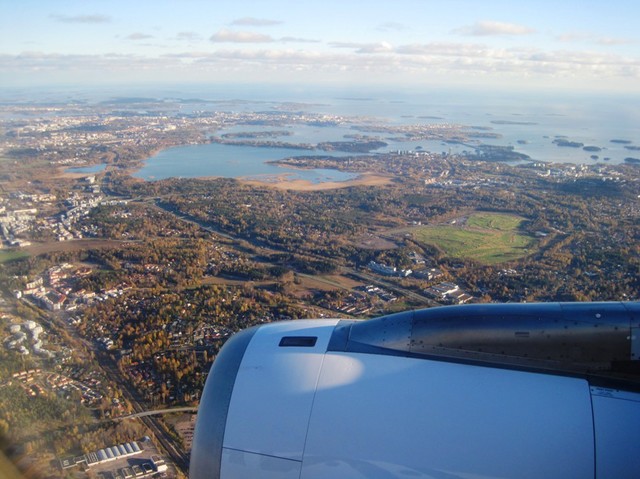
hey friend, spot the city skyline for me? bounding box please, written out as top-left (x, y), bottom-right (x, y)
top-left (1, 0), bottom-right (639, 93)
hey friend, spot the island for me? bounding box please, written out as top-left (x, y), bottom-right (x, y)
top-left (553, 139), bottom-right (584, 148)
top-left (220, 130), bottom-right (293, 139)
top-left (474, 144), bottom-right (531, 162)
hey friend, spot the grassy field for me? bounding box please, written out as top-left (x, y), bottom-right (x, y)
top-left (0, 250), bottom-right (30, 263)
top-left (411, 212), bottom-right (536, 265)
top-left (466, 213), bottom-right (524, 231)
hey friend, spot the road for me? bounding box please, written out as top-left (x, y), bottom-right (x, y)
top-left (146, 199), bottom-right (236, 242)
top-left (98, 351), bottom-right (191, 476)
top-left (121, 407), bottom-right (198, 419)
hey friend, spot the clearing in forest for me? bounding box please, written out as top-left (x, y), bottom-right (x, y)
top-left (410, 212), bottom-right (536, 265)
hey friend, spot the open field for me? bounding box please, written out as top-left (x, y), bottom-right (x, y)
top-left (466, 213), bottom-right (525, 231)
top-left (0, 249), bottom-right (30, 263)
top-left (409, 212), bottom-right (536, 265)
top-left (24, 239), bottom-right (138, 256)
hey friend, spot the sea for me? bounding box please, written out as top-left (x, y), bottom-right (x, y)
top-left (131, 86), bottom-right (640, 181)
top-left (7, 84), bottom-right (637, 181)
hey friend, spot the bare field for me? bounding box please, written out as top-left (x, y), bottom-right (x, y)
top-left (353, 234), bottom-right (398, 250)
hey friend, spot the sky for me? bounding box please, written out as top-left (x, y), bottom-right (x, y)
top-left (1, 0), bottom-right (640, 94)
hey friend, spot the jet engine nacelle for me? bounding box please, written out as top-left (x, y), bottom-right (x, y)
top-left (190, 302), bottom-right (640, 479)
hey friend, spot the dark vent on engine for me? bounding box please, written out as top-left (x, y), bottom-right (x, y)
top-left (279, 336), bottom-right (318, 347)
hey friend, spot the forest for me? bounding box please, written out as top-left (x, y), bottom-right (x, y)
top-left (102, 158), bottom-right (639, 303)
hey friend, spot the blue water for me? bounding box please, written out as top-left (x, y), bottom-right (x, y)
top-left (37, 85), bottom-right (635, 181)
top-left (299, 91), bottom-right (640, 164)
top-left (133, 87), bottom-right (639, 180)
top-left (134, 143), bottom-right (357, 183)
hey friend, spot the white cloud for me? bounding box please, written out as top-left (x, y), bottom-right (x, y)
top-left (176, 32), bottom-right (202, 41)
top-left (126, 33), bottom-right (154, 41)
top-left (280, 36), bottom-right (320, 44)
top-left (230, 17), bottom-right (282, 27)
top-left (556, 32), bottom-right (634, 46)
top-left (209, 30), bottom-right (317, 44)
top-left (330, 41), bottom-right (394, 54)
top-left (210, 29), bottom-right (274, 43)
top-left (454, 21), bottom-right (535, 36)
top-left (2, 43), bottom-right (639, 90)
top-left (596, 37), bottom-right (634, 46)
top-left (176, 46), bottom-right (640, 81)
top-left (396, 42), bottom-right (490, 57)
top-left (376, 22), bottom-right (406, 32)
top-left (330, 42), bottom-right (362, 49)
top-left (49, 14), bottom-right (112, 24)
top-left (556, 32), bottom-right (590, 43)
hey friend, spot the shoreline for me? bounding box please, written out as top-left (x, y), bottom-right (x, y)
top-left (239, 172), bottom-right (392, 190)
top-left (55, 158), bottom-right (393, 191)
top-left (53, 139), bottom-right (387, 189)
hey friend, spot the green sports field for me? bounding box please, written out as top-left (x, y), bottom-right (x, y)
top-left (411, 213), bottom-right (536, 265)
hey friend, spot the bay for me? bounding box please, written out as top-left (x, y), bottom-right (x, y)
top-left (133, 143), bottom-right (358, 183)
top-left (128, 86), bottom-right (640, 180)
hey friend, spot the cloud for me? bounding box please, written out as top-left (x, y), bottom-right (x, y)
top-left (596, 37), bottom-right (634, 46)
top-left (176, 31), bottom-right (202, 41)
top-left (396, 42), bottom-right (490, 57)
top-left (49, 14), bottom-right (112, 24)
top-left (210, 29), bottom-right (274, 43)
top-left (126, 33), bottom-right (154, 41)
top-left (280, 36), bottom-right (320, 44)
top-left (0, 52), bottom-right (173, 73)
top-left (193, 47), bottom-right (640, 82)
top-left (557, 32), bottom-right (634, 46)
top-left (377, 22), bottom-right (406, 32)
top-left (330, 41), bottom-right (394, 54)
top-left (3, 43), bottom-right (639, 89)
top-left (556, 32), bottom-right (590, 43)
top-left (209, 30), bottom-right (314, 44)
top-left (230, 17), bottom-right (282, 27)
top-left (454, 21), bottom-right (535, 36)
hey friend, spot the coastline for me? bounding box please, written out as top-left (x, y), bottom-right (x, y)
top-left (239, 172), bottom-right (392, 191)
top-left (54, 148), bottom-right (392, 190)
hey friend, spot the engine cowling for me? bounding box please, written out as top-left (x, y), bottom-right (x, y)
top-left (191, 302), bottom-right (640, 479)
